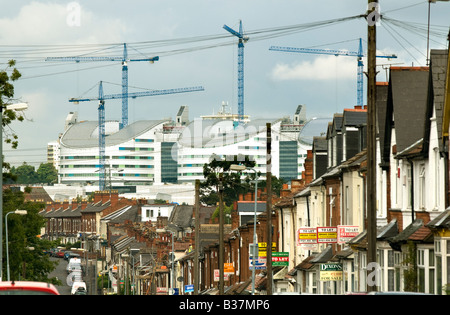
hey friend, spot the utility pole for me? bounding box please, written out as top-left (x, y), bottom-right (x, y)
top-left (366, 0), bottom-right (378, 293)
top-left (266, 123), bottom-right (273, 295)
top-left (218, 174), bottom-right (225, 295)
top-left (194, 179), bottom-right (200, 295)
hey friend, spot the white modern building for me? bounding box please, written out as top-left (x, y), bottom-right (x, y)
top-left (54, 104), bottom-right (312, 189)
top-left (58, 119), bottom-right (175, 187)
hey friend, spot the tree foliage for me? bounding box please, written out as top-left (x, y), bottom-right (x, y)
top-left (2, 188), bottom-right (59, 283)
top-left (11, 162), bottom-right (58, 184)
top-left (200, 154), bottom-right (256, 206)
top-left (1, 60), bottom-right (25, 150)
top-left (200, 154), bottom-right (287, 207)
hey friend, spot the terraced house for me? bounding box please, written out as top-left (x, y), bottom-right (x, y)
top-left (274, 49), bottom-right (450, 295)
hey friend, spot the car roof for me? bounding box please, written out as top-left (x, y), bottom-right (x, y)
top-left (0, 281), bottom-right (60, 295)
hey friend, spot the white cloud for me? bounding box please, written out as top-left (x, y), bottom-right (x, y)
top-left (271, 55), bottom-right (357, 81)
top-left (0, 1), bottom-right (128, 45)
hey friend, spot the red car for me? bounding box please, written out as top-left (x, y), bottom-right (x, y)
top-left (56, 249), bottom-right (66, 258)
top-left (0, 281), bottom-right (60, 295)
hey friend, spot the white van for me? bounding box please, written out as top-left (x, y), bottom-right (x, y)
top-left (66, 258), bottom-right (82, 274)
top-left (71, 281), bottom-right (87, 295)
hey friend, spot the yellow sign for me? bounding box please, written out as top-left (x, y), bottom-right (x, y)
top-left (258, 242), bottom-right (276, 257)
top-left (297, 227), bottom-right (317, 245)
top-left (320, 271), bottom-right (343, 281)
top-left (317, 227), bottom-right (337, 243)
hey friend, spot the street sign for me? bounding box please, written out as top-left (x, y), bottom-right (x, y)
top-left (272, 252), bottom-right (289, 266)
top-left (184, 284), bottom-right (194, 293)
top-left (249, 256), bottom-right (266, 270)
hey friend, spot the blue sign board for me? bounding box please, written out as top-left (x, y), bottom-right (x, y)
top-left (184, 284), bottom-right (194, 293)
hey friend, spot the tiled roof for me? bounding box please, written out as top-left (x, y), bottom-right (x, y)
top-left (388, 67), bottom-right (430, 153)
top-left (408, 226), bottom-right (433, 242)
top-left (427, 209), bottom-right (450, 229)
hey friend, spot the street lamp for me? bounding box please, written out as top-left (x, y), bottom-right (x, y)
top-left (230, 164), bottom-right (259, 295)
top-left (0, 102), bottom-right (28, 281)
top-left (5, 209), bottom-right (27, 281)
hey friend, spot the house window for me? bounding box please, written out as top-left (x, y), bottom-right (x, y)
top-left (394, 252), bottom-right (402, 291)
top-left (417, 248), bottom-right (435, 294)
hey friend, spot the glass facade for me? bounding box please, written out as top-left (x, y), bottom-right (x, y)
top-left (279, 141), bottom-right (298, 182)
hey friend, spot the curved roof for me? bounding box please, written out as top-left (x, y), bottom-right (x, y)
top-left (177, 118), bottom-right (281, 148)
top-left (60, 120), bottom-right (168, 149)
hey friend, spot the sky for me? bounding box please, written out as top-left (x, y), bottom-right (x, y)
top-left (1, 0), bottom-right (449, 167)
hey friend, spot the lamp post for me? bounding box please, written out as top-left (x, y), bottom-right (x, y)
top-left (5, 209), bottom-right (27, 281)
top-left (0, 102), bottom-right (28, 281)
top-left (230, 164), bottom-right (258, 295)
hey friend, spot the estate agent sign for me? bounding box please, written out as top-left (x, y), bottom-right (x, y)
top-left (319, 263), bottom-right (343, 281)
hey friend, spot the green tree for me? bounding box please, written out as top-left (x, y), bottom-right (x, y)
top-left (12, 162), bottom-right (39, 184)
top-left (2, 188), bottom-right (59, 283)
top-left (1, 60), bottom-right (25, 150)
top-left (200, 154), bottom-right (256, 206)
top-left (37, 162), bottom-right (58, 184)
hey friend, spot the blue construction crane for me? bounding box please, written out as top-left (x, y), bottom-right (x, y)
top-left (269, 38), bottom-right (397, 106)
top-left (69, 81), bottom-right (204, 190)
top-left (46, 43), bottom-right (159, 129)
top-left (223, 20), bottom-right (249, 124)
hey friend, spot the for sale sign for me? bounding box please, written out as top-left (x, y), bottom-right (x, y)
top-left (319, 263), bottom-right (343, 281)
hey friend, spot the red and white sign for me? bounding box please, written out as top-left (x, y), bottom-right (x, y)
top-left (337, 225), bottom-right (360, 244)
top-left (214, 269), bottom-right (231, 282)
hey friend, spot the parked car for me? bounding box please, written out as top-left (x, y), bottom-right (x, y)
top-left (63, 251), bottom-right (72, 260)
top-left (367, 291), bottom-right (432, 295)
top-left (0, 281), bottom-right (60, 295)
top-left (67, 262), bottom-right (82, 274)
top-left (71, 281), bottom-right (86, 295)
top-left (49, 248), bottom-right (59, 257)
top-left (66, 252), bottom-right (80, 260)
top-left (55, 249), bottom-right (66, 258)
top-left (68, 271), bottom-right (83, 284)
top-left (74, 287), bottom-right (87, 295)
